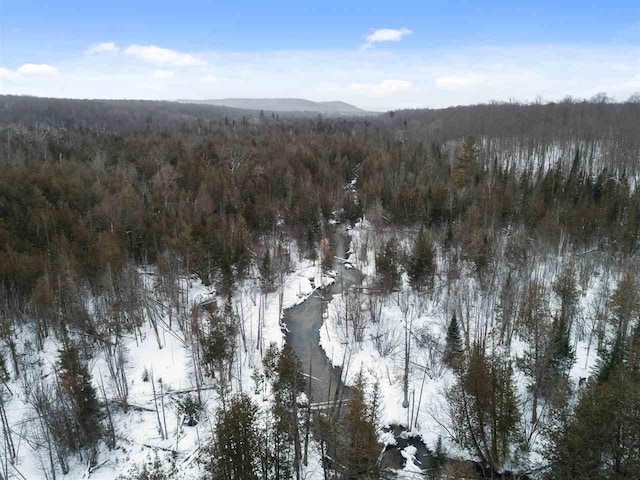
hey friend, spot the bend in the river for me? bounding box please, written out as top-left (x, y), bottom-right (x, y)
top-left (283, 226), bottom-right (360, 404)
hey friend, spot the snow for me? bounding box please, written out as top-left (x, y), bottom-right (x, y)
top-left (1, 241), bottom-right (334, 480)
top-left (317, 219), bottom-right (621, 472)
top-left (0, 215), bottom-right (627, 478)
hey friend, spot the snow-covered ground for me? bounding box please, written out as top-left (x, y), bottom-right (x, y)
top-left (318, 219), bottom-right (617, 475)
top-left (2, 241), bottom-right (334, 480)
top-left (0, 218), bottom-right (624, 479)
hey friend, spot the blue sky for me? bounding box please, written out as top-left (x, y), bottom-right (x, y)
top-left (1, 0), bottom-right (639, 109)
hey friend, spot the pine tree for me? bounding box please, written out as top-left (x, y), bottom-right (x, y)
top-left (202, 393), bottom-right (261, 480)
top-left (407, 227), bottom-right (436, 290)
top-left (444, 313), bottom-right (464, 368)
top-left (448, 347), bottom-right (519, 473)
top-left (271, 345), bottom-right (306, 480)
top-left (58, 344), bottom-right (101, 450)
top-left (342, 374), bottom-right (380, 479)
top-left (375, 238), bottom-right (401, 293)
top-left (598, 273), bottom-right (639, 381)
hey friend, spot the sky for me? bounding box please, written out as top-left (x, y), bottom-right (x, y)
top-left (1, 0), bottom-right (640, 110)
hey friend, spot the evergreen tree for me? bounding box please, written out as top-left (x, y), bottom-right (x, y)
top-left (342, 374), bottom-right (380, 479)
top-left (546, 369), bottom-right (640, 479)
top-left (547, 313), bottom-right (574, 379)
top-left (552, 264), bottom-right (579, 331)
top-left (375, 238), bottom-right (401, 293)
top-left (202, 393), bottom-right (261, 480)
top-left (0, 351), bottom-right (9, 384)
top-left (58, 344), bottom-right (101, 450)
top-left (201, 304), bottom-right (237, 382)
top-left (598, 273), bottom-right (639, 381)
top-left (448, 347), bottom-right (519, 473)
top-left (451, 135), bottom-right (479, 188)
top-left (259, 249), bottom-right (274, 293)
top-left (444, 313), bottom-right (464, 368)
top-left (272, 345), bottom-right (306, 480)
top-left (429, 436), bottom-right (448, 479)
top-left (407, 227), bottom-right (436, 290)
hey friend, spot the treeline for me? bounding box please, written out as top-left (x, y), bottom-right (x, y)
top-left (4, 110), bottom-right (638, 321)
top-left (0, 114), bottom-right (365, 305)
top-left (384, 97), bottom-right (640, 175)
top-left (361, 134), bottom-right (640, 255)
top-left (0, 95), bottom-right (253, 132)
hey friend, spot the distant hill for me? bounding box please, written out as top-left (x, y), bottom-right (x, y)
top-left (178, 98), bottom-right (371, 115)
top-left (0, 95), bottom-right (258, 131)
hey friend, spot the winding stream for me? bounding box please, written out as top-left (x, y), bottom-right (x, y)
top-left (282, 227), bottom-right (520, 479)
top-left (283, 227), bottom-right (432, 474)
top-left (283, 227), bottom-right (360, 403)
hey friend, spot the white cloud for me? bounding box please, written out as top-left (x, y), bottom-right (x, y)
top-left (436, 75), bottom-right (483, 89)
top-left (623, 74), bottom-right (640, 89)
top-left (17, 63), bottom-right (58, 75)
top-left (351, 79), bottom-right (412, 96)
top-left (364, 27), bottom-right (412, 48)
top-left (4, 44), bottom-right (640, 110)
top-left (124, 45), bottom-right (206, 66)
top-left (0, 67), bottom-right (19, 81)
top-left (152, 69), bottom-right (175, 79)
top-left (86, 42), bottom-right (119, 55)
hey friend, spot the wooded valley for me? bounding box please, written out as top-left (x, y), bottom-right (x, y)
top-left (0, 94), bottom-right (639, 479)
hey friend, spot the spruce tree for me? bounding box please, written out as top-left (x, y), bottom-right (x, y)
top-left (58, 344), bottom-right (101, 450)
top-left (342, 374), bottom-right (380, 479)
top-left (259, 249), bottom-right (274, 293)
top-left (407, 227), bottom-right (436, 290)
top-left (444, 313), bottom-right (464, 368)
top-left (272, 345), bottom-right (305, 480)
top-left (375, 238), bottom-right (401, 293)
top-left (598, 273), bottom-right (639, 381)
top-left (203, 393), bottom-right (261, 480)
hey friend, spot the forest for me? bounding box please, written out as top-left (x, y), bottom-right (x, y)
top-left (0, 94), bottom-right (639, 479)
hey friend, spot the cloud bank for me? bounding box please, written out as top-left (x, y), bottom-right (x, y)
top-left (2, 40), bottom-right (640, 110)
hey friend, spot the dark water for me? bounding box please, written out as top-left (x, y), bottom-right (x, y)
top-left (283, 227), bottom-right (432, 475)
top-left (381, 425), bottom-right (433, 472)
top-left (283, 227), bottom-right (360, 403)
top-left (282, 227), bottom-right (527, 479)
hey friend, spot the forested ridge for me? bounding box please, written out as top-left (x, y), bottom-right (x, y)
top-left (0, 95), bottom-right (639, 479)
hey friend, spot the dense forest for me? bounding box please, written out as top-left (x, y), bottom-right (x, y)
top-left (0, 94), bottom-right (639, 479)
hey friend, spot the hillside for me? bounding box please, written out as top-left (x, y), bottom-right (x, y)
top-left (178, 97), bottom-right (371, 115)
